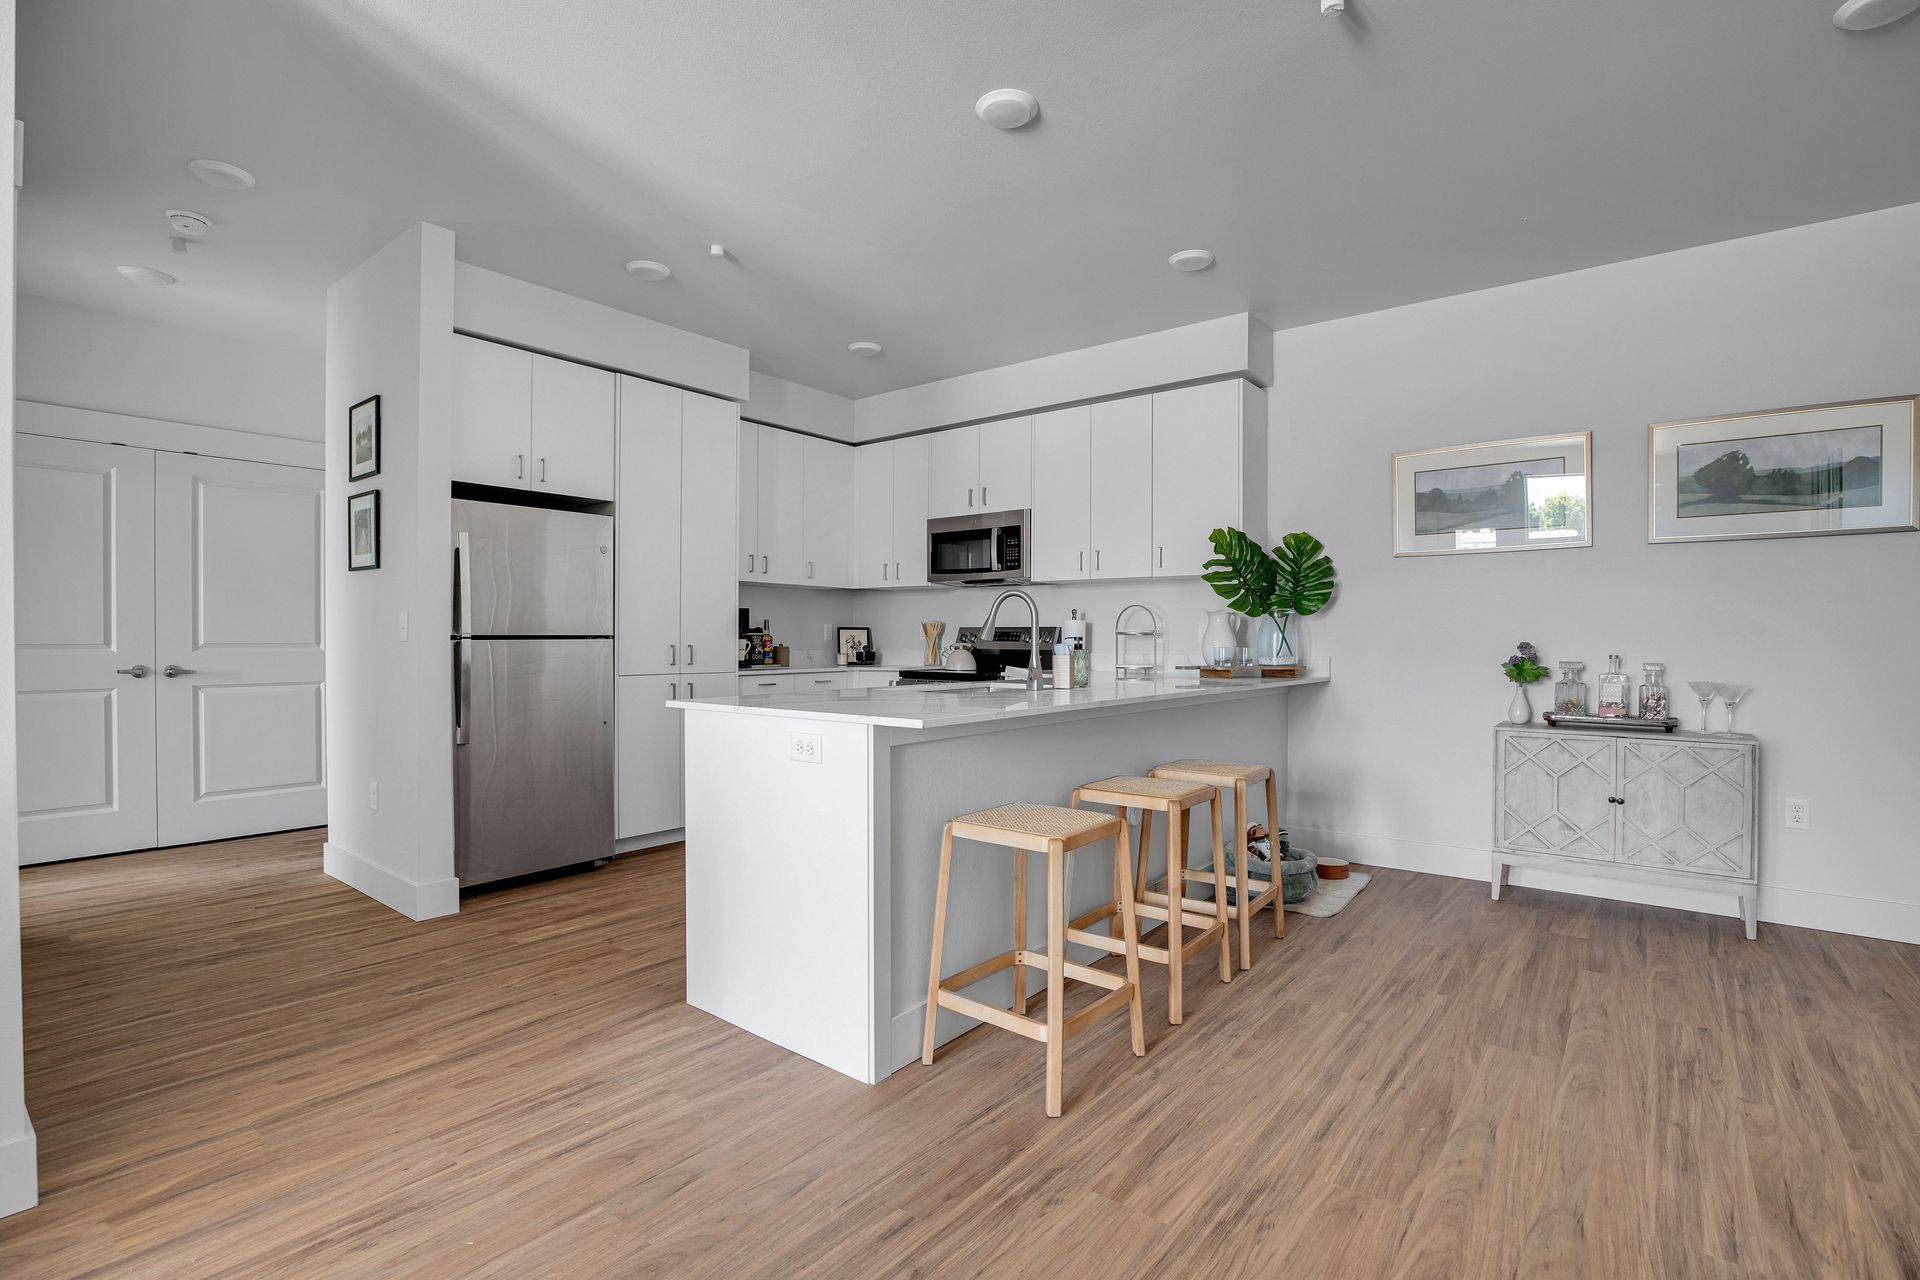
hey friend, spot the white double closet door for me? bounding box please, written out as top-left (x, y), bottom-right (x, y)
top-left (14, 435), bottom-right (327, 864)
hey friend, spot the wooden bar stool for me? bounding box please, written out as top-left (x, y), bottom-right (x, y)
top-left (1148, 760), bottom-right (1283, 970)
top-left (922, 803), bottom-right (1146, 1117)
top-left (1066, 776), bottom-right (1230, 1026)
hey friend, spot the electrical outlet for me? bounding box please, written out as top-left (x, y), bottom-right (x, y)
top-left (791, 732), bottom-right (823, 764)
top-left (1785, 798), bottom-right (1810, 829)
top-left (369, 780), bottom-right (379, 811)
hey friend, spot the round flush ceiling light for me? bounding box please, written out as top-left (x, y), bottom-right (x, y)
top-left (1168, 249), bottom-right (1215, 272)
top-left (118, 265), bottom-right (177, 286)
top-left (975, 89), bottom-right (1039, 130)
top-left (1833, 0), bottom-right (1920, 28)
top-left (847, 341), bottom-right (883, 357)
top-left (624, 259), bottom-right (671, 281)
top-left (186, 158), bottom-right (255, 190)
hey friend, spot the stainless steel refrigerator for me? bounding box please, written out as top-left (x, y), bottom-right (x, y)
top-left (452, 499), bottom-right (614, 887)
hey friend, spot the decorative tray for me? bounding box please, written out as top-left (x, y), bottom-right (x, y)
top-left (1542, 712), bottom-right (1680, 733)
top-left (1175, 665), bottom-right (1303, 680)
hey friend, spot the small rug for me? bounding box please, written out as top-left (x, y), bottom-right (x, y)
top-left (1284, 869), bottom-right (1371, 918)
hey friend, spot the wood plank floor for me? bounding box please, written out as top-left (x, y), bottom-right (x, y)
top-left (3, 830), bottom-right (1919, 1278)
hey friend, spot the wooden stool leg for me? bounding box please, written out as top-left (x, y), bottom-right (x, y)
top-left (1267, 772), bottom-right (1285, 939)
top-left (1165, 805), bottom-right (1184, 1025)
top-left (1044, 842), bottom-right (1068, 1118)
top-left (1209, 796), bottom-right (1231, 982)
top-left (1136, 807), bottom-right (1153, 913)
top-left (1114, 821), bottom-right (1145, 1057)
top-left (922, 823), bottom-right (956, 1065)
top-left (1012, 847), bottom-right (1029, 1015)
top-left (1235, 781), bottom-right (1253, 970)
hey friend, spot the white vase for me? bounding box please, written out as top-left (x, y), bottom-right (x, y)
top-left (1507, 684), bottom-right (1532, 725)
top-left (1201, 610), bottom-right (1238, 665)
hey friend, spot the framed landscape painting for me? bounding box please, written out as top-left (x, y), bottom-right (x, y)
top-left (1392, 433), bottom-right (1592, 556)
top-left (347, 489), bottom-right (381, 571)
top-left (349, 394), bottom-right (381, 481)
top-left (1649, 396), bottom-right (1917, 543)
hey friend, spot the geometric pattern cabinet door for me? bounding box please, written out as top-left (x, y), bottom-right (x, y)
top-left (1619, 738), bottom-right (1756, 879)
top-left (1495, 730), bottom-right (1617, 861)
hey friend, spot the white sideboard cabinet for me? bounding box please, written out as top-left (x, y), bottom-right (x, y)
top-left (1491, 724), bottom-right (1760, 938)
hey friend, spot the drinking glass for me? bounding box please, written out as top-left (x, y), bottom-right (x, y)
top-left (1686, 680), bottom-right (1717, 732)
top-left (1210, 644), bottom-right (1233, 667)
top-left (1714, 683), bottom-right (1751, 735)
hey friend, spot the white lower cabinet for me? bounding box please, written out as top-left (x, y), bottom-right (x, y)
top-left (847, 668), bottom-right (896, 690)
top-left (1491, 725), bottom-right (1760, 937)
top-left (740, 672), bottom-right (796, 695)
top-left (617, 673), bottom-right (728, 839)
top-left (794, 671), bottom-right (848, 692)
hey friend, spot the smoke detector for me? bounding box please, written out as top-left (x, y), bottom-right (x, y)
top-left (166, 209), bottom-right (211, 237)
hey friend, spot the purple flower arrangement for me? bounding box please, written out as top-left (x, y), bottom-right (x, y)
top-left (1502, 641), bottom-right (1549, 686)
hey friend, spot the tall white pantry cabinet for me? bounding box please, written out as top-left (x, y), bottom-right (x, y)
top-left (615, 376), bottom-right (740, 841)
top-left (1491, 724), bottom-right (1761, 938)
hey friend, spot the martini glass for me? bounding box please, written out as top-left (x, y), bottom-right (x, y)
top-left (1686, 680), bottom-right (1718, 733)
top-left (1714, 683), bottom-right (1751, 735)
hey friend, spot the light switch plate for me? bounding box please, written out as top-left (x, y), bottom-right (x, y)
top-left (369, 780), bottom-right (379, 811)
top-left (791, 732), bottom-right (823, 764)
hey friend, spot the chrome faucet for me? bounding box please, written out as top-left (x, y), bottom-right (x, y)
top-left (980, 588), bottom-right (1046, 690)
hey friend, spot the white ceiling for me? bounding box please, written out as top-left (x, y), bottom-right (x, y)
top-left (18, 0), bottom-right (1920, 399)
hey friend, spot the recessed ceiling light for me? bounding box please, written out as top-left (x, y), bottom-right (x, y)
top-left (1833, 0), bottom-right (1920, 29)
top-left (975, 89), bottom-right (1039, 130)
top-left (624, 259), bottom-right (671, 281)
top-left (187, 158), bottom-right (255, 190)
top-left (1168, 249), bottom-right (1215, 272)
top-left (118, 265), bottom-right (177, 286)
top-left (848, 341), bottom-right (883, 357)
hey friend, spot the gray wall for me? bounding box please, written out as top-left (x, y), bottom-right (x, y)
top-left (1271, 201), bottom-right (1920, 941)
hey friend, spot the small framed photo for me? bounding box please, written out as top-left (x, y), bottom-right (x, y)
top-left (347, 489), bottom-right (381, 571)
top-left (1392, 432), bottom-right (1592, 556)
top-left (349, 394), bottom-right (381, 482)
top-left (835, 626), bottom-right (871, 663)
top-left (1648, 396), bottom-right (1917, 543)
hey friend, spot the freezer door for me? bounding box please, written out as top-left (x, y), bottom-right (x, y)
top-left (453, 499), bottom-right (613, 636)
top-left (454, 638), bottom-right (615, 886)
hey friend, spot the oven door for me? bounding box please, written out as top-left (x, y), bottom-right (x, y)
top-left (928, 510), bottom-right (1029, 584)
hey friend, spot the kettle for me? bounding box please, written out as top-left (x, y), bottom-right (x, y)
top-left (941, 642), bottom-right (978, 673)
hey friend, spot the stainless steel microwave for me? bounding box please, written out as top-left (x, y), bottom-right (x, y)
top-left (927, 509), bottom-right (1031, 585)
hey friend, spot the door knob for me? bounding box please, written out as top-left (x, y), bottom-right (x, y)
top-left (116, 665), bottom-right (150, 679)
top-left (163, 665), bottom-right (196, 678)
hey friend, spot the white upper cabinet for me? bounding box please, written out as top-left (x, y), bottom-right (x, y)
top-left (532, 356), bottom-right (616, 501)
top-left (616, 376), bottom-right (682, 675)
top-left (616, 377), bottom-right (738, 676)
top-left (1032, 406), bottom-right (1091, 582)
top-left (853, 441), bottom-right (894, 588)
top-left (802, 436), bottom-right (854, 587)
top-left (977, 416), bottom-right (1032, 513)
top-left (1149, 380), bottom-right (1263, 577)
top-left (452, 335), bottom-right (533, 489)
top-left (1090, 395), bottom-right (1153, 579)
top-left (678, 393), bottom-right (739, 671)
top-left (891, 435), bottom-right (930, 587)
top-left (738, 420), bottom-right (761, 580)
top-left (452, 335), bottom-right (616, 501)
top-left (927, 425), bottom-right (979, 518)
top-left (759, 426), bottom-right (806, 584)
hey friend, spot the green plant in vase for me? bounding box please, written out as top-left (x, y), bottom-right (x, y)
top-left (1203, 528), bottom-right (1336, 668)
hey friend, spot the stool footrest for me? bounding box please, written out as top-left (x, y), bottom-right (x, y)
top-left (934, 990), bottom-right (1047, 1043)
top-left (938, 949), bottom-right (1019, 994)
top-left (1064, 987), bottom-right (1136, 1039)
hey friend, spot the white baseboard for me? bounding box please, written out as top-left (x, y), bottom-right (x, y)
top-left (0, 1122), bottom-right (37, 1219)
top-left (1293, 827), bottom-right (1920, 945)
top-left (614, 828), bottom-right (684, 856)
top-left (323, 842), bottom-right (459, 921)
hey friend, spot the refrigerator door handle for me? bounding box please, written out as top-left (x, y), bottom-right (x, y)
top-left (453, 637), bottom-right (471, 745)
top-left (453, 531), bottom-right (472, 636)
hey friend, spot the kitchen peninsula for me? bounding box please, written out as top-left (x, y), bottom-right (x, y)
top-left (670, 671), bottom-right (1327, 1082)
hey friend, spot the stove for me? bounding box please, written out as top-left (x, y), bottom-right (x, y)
top-left (896, 625), bottom-right (1059, 684)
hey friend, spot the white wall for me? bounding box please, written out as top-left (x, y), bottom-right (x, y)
top-left (17, 293), bottom-right (320, 440)
top-left (1272, 201), bottom-right (1920, 942)
top-left (1, 0), bottom-right (38, 1219)
top-left (322, 224), bottom-right (458, 920)
top-left (745, 369), bottom-right (854, 440)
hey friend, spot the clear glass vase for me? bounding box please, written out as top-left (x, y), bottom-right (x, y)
top-left (1267, 611), bottom-right (1305, 666)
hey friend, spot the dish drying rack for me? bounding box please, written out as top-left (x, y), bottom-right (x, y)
top-left (1113, 604), bottom-right (1164, 680)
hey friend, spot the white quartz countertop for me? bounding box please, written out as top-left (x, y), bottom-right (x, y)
top-left (737, 664), bottom-right (902, 677)
top-left (671, 672), bottom-right (1329, 730)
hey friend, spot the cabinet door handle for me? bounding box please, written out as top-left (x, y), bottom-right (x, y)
top-left (967, 487), bottom-right (974, 508)
top-left (807, 560), bottom-right (814, 579)
top-left (746, 553), bottom-right (755, 574)
top-left (516, 454), bottom-right (525, 480)
top-left (883, 563), bottom-right (889, 581)
top-left (1158, 546), bottom-right (1163, 568)
top-left (895, 561), bottom-right (901, 579)
top-left (670, 682), bottom-right (678, 700)
top-left (685, 645), bottom-right (694, 666)
top-left (761, 555), bottom-right (768, 574)
top-left (981, 485), bottom-right (988, 507)
top-left (1094, 549), bottom-right (1101, 571)
top-left (687, 680), bottom-right (696, 698)
top-left (1079, 551), bottom-right (1084, 573)
top-left (669, 645), bottom-right (677, 667)
top-left (539, 457), bottom-right (548, 483)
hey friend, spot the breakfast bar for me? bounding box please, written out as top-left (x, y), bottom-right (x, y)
top-left (669, 672), bottom-right (1327, 1083)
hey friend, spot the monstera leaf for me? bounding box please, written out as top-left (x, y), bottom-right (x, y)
top-left (1203, 527), bottom-right (1277, 616)
top-left (1270, 532), bottom-right (1336, 617)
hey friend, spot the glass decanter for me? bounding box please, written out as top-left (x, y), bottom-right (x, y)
top-left (1596, 654), bottom-right (1630, 717)
top-left (1553, 662), bottom-right (1588, 716)
top-left (1637, 662), bottom-right (1669, 721)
